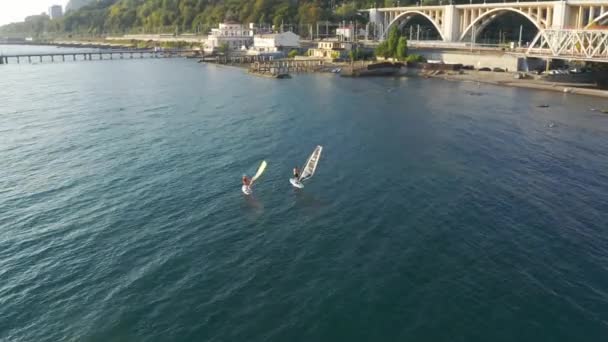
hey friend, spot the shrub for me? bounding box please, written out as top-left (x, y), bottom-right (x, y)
top-left (406, 54), bottom-right (426, 63)
top-left (375, 41), bottom-right (390, 59)
top-left (396, 37), bottom-right (408, 61)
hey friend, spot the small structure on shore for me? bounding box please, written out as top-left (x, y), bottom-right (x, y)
top-left (204, 22), bottom-right (254, 54)
top-left (308, 40), bottom-right (352, 60)
top-left (249, 32), bottom-right (300, 55)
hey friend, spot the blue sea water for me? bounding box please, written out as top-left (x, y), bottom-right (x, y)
top-left (1, 46), bottom-right (608, 341)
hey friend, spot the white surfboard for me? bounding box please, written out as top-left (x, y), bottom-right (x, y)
top-left (290, 146), bottom-right (322, 189)
top-left (289, 177), bottom-right (304, 188)
top-left (242, 185), bottom-right (252, 195)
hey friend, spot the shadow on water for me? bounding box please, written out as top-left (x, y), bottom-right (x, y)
top-left (242, 193), bottom-right (264, 213)
top-left (292, 189), bottom-right (327, 209)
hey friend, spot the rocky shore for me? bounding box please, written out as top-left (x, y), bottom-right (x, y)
top-left (421, 69), bottom-right (608, 99)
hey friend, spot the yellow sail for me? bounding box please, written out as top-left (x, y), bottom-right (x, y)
top-left (250, 160), bottom-right (267, 186)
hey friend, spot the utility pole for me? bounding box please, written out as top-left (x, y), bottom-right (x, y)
top-left (471, 25), bottom-right (475, 52)
top-left (518, 25), bottom-right (523, 47)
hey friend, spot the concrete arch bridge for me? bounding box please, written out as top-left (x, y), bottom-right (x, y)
top-left (363, 0), bottom-right (608, 42)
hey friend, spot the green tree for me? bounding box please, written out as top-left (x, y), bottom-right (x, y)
top-left (387, 25), bottom-right (400, 57)
top-left (396, 36), bottom-right (407, 60)
top-left (297, 3), bottom-right (320, 25)
top-left (272, 4), bottom-right (292, 31)
top-left (288, 49), bottom-right (298, 58)
top-left (375, 41), bottom-right (389, 59)
top-left (406, 54), bottom-right (426, 63)
top-left (251, 0), bottom-right (270, 23)
top-left (335, 3), bottom-right (356, 19)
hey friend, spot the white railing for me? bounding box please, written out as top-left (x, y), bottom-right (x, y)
top-left (526, 29), bottom-right (608, 61)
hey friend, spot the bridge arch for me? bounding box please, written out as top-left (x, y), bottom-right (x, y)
top-left (385, 11), bottom-right (445, 41)
top-left (459, 8), bottom-right (544, 42)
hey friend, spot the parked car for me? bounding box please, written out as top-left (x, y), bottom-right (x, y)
top-left (492, 67), bottom-right (506, 72)
top-left (478, 67), bottom-right (491, 72)
top-left (548, 69), bottom-right (568, 75)
top-left (462, 65), bottom-right (475, 70)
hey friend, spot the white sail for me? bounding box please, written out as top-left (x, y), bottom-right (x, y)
top-left (250, 160), bottom-right (267, 186)
top-left (299, 146), bottom-right (322, 182)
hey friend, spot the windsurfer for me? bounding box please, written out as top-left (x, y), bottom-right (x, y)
top-left (242, 175), bottom-right (251, 187)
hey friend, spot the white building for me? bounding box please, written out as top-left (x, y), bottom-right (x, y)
top-left (48, 5), bottom-right (63, 19)
top-left (336, 26), bottom-right (366, 41)
top-left (204, 22), bottom-right (253, 53)
top-left (308, 40), bottom-right (352, 60)
top-left (251, 32), bottom-right (300, 54)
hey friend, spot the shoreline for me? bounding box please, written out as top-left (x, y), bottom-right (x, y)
top-left (6, 42), bottom-right (604, 99)
top-left (422, 69), bottom-right (608, 99)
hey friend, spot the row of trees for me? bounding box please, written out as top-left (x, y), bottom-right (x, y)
top-left (0, 14), bottom-right (60, 37)
top-left (2, 0), bottom-right (378, 36)
top-left (0, 0), bottom-right (557, 37)
top-left (375, 26), bottom-right (407, 60)
top-left (372, 26), bottom-right (426, 62)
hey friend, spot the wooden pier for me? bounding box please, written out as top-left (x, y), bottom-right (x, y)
top-left (248, 59), bottom-right (325, 76)
top-left (200, 54), bottom-right (278, 65)
top-left (0, 49), bottom-right (199, 64)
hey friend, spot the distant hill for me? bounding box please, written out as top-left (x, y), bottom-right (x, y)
top-left (65, 0), bottom-right (96, 12)
top-left (1, 0), bottom-right (550, 37)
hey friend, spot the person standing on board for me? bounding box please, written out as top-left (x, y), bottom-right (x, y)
top-left (242, 175), bottom-right (251, 187)
top-left (293, 167), bottom-right (300, 179)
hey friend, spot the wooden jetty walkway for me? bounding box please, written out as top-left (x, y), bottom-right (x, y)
top-left (200, 55), bottom-right (326, 76)
top-left (0, 49), bottom-right (199, 64)
top-left (248, 59), bottom-right (326, 76)
top-left (206, 55), bottom-right (276, 64)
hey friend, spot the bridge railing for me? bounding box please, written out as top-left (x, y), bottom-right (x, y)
top-left (527, 29), bottom-right (608, 61)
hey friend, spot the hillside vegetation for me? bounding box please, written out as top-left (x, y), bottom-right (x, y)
top-left (0, 0), bottom-right (545, 37)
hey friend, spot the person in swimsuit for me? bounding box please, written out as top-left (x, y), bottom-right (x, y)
top-left (242, 175), bottom-right (251, 187)
top-left (293, 167), bottom-right (300, 179)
